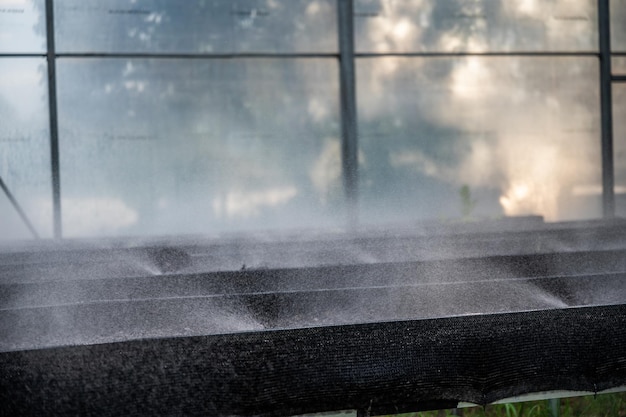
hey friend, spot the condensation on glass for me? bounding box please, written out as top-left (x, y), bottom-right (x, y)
top-left (0, 59), bottom-right (52, 240)
top-left (56, 58), bottom-right (341, 237)
top-left (54, 0), bottom-right (338, 54)
top-left (0, 0), bottom-right (45, 53)
top-left (356, 57), bottom-right (602, 225)
top-left (614, 84), bottom-right (626, 216)
top-left (354, 0), bottom-right (598, 53)
top-left (611, 0), bottom-right (626, 52)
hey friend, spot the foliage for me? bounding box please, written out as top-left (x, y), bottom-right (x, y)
top-left (379, 392), bottom-right (626, 417)
top-left (459, 184), bottom-right (476, 218)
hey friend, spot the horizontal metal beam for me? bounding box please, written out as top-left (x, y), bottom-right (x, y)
top-left (0, 53), bottom-right (47, 58)
top-left (54, 52), bottom-right (339, 59)
top-left (0, 51), bottom-right (605, 60)
top-left (355, 51), bottom-right (601, 58)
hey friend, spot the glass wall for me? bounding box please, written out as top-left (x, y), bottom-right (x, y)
top-left (0, 0), bottom-right (623, 239)
top-left (54, 0), bottom-right (337, 54)
top-left (614, 56), bottom-right (626, 74)
top-left (0, 59), bottom-right (52, 239)
top-left (611, 0), bottom-right (626, 51)
top-left (0, 0), bottom-right (45, 53)
top-left (357, 57), bottom-right (601, 224)
top-left (355, 0), bottom-right (598, 53)
top-left (57, 58), bottom-right (341, 236)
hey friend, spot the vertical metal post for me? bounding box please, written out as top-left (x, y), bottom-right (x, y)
top-left (548, 398), bottom-right (560, 417)
top-left (337, 0), bottom-right (359, 230)
top-left (599, 0), bottom-right (614, 218)
top-left (45, 0), bottom-right (62, 237)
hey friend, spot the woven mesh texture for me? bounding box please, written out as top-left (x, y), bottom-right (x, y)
top-left (1, 305), bottom-right (626, 416)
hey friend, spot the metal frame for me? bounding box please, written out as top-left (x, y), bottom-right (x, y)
top-left (355, 51), bottom-right (601, 57)
top-left (599, 0), bottom-right (615, 218)
top-left (338, 0), bottom-right (359, 229)
top-left (45, 0), bottom-right (62, 238)
top-left (0, 0), bottom-right (623, 237)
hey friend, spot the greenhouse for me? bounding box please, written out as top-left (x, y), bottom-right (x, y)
top-left (1, 0), bottom-right (626, 416)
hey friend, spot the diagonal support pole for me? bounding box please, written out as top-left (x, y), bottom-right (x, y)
top-left (0, 176), bottom-right (40, 239)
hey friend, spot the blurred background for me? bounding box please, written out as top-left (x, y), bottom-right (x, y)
top-left (1, 0), bottom-right (625, 239)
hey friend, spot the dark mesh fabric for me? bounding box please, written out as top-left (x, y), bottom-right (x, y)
top-left (1, 305), bottom-right (626, 416)
top-left (2, 220), bottom-right (626, 416)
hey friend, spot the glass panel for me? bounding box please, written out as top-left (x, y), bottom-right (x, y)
top-left (0, 0), bottom-right (46, 53)
top-left (613, 56), bottom-right (626, 74)
top-left (614, 83), bottom-right (626, 216)
top-left (355, 0), bottom-right (598, 53)
top-left (57, 58), bottom-right (341, 238)
top-left (0, 58), bottom-right (52, 240)
top-left (229, 0), bottom-right (337, 53)
top-left (357, 57), bottom-right (601, 225)
top-left (55, 0), bottom-right (337, 54)
top-left (611, 0), bottom-right (626, 52)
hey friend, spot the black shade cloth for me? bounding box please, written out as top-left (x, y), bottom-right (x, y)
top-left (1, 219), bottom-right (626, 416)
top-left (1, 305), bottom-right (626, 416)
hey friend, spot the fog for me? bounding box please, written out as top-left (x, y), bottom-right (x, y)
top-left (1, 0), bottom-right (624, 239)
top-left (1, 0), bottom-right (626, 350)
top-left (355, 0), bottom-right (602, 222)
top-left (3, 9), bottom-right (626, 417)
top-left (2, 221), bottom-right (626, 352)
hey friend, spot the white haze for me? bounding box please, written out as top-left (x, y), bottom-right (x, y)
top-left (0, 0), bottom-right (615, 239)
top-left (1, 0), bottom-right (625, 352)
top-left (356, 0), bottom-right (601, 222)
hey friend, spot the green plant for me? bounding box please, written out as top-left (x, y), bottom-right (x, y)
top-left (524, 404), bottom-right (542, 417)
top-left (378, 392), bottom-right (626, 417)
top-left (459, 184), bottom-right (476, 219)
top-left (504, 403), bottom-right (519, 417)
